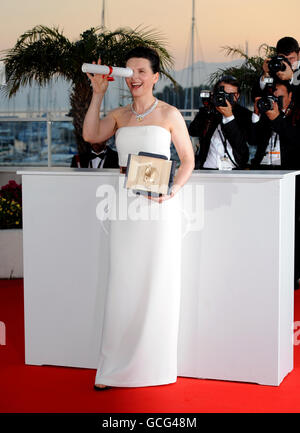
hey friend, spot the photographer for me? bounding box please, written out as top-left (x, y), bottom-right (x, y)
top-left (250, 80), bottom-right (300, 169)
top-left (254, 37), bottom-right (300, 103)
top-left (188, 75), bottom-right (251, 169)
top-left (250, 79), bottom-right (300, 290)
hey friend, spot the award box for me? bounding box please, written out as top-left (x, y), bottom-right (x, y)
top-left (124, 151), bottom-right (176, 197)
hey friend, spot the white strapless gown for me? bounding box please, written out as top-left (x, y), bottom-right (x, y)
top-left (95, 125), bottom-right (182, 387)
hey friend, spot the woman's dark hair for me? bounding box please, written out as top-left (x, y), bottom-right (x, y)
top-left (213, 75), bottom-right (241, 93)
top-left (276, 37), bottom-right (300, 55)
top-left (125, 46), bottom-right (160, 73)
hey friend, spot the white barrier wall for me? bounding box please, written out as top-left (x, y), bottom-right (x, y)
top-left (19, 168), bottom-right (298, 386)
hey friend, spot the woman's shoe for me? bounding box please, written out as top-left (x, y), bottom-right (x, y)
top-left (94, 384), bottom-right (112, 391)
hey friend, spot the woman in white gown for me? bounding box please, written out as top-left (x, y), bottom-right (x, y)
top-left (83, 46), bottom-right (195, 389)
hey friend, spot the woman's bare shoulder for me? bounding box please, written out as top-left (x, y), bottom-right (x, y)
top-left (158, 100), bottom-right (182, 117)
top-left (107, 104), bottom-right (131, 123)
top-left (108, 104), bottom-right (130, 116)
top-left (157, 100), bottom-right (184, 126)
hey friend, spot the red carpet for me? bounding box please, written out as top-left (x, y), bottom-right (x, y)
top-left (1, 278), bottom-right (300, 413)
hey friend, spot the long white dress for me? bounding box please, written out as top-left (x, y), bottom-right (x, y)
top-left (95, 125), bottom-right (182, 387)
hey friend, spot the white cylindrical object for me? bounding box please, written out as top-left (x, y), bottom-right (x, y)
top-left (82, 63), bottom-right (133, 78)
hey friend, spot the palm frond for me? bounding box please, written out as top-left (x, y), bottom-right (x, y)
top-left (95, 26), bottom-right (174, 76)
top-left (208, 43), bottom-right (278, 106)
top-left (2, 25), bottom-right (72, 96)
top-left (258, 43), bottom-right (276, 58)
top-left (1, 24), bottom-right (177, 152)
top-left (221, 45), bottom-right (249, 61)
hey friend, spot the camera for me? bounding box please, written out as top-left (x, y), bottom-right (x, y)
top-left (200, 90), bottom-right (214, 113)
top-left (268, 56), bottom-right (291, 75)
top-left (257, 95), bottom-right (283, 113)
top-left (200, 86), bottom-right (236, 111)
top-left (212, 86), bottom-right (235, 107)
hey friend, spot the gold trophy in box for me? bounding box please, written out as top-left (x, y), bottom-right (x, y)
top-left (124, 152), bottom-right (176, 197)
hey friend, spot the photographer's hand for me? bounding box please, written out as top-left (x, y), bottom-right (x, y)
top-left (277, 61), bottom-right (293, 81)
top-left (262, 58), bottom-right (271, 78)
top-left (265, 101), bottom-right (280, 121)
top-left (254, 97), bottom-right (261, 115)
top-left (216, 99), bottom-right (233, 118)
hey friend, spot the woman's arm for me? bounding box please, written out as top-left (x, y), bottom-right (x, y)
top-left (150, 107), bottom-right (195, 203)
top-left (82, 59), bottom-right (118, 144)
top-left (170, 107), bottom-right (195, 194)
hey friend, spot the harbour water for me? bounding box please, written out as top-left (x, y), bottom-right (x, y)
top-left (0, 115), bottom-right (77, 166)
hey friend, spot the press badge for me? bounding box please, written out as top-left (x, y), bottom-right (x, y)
top-left (219, 154), bottom-right (233, 170)
top-left (261, 133), bottom-right (281, 166)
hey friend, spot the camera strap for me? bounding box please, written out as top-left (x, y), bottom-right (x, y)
top-left (217, 128), bottom-right (239, 169)
top-left (270, 132), bottom-right (280, 166)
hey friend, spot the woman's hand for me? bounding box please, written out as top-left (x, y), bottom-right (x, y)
top-left (146, 184), bottom-right (179, 203)
top-left (146, 193), bottom-right (173, 203)
top-left (86, 58), bottom-right (110, 95)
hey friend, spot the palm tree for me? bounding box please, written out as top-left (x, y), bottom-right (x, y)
top-left (208, 44), bottom-right (276, 107)
top-left (1, 25), bottom-right (176, 154)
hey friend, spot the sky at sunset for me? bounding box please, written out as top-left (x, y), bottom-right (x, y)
top-left (1, 0), bottom-right (300, 70)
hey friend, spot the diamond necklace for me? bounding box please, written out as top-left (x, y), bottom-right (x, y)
top-left (130, 98), bottom-right (158, 122)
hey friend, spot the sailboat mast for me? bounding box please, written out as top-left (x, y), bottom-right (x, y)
top-left (102, 0), bottom-right (106, 27)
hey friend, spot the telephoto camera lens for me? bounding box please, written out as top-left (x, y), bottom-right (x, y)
top-left (212, 86), bottom-right (236, 107)
top-left (212, 86), bottom-right (227, 107)
top-left (268, 56), bottom-right (288, 74)
top-left (257, 96), bottom-right (275, 113)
